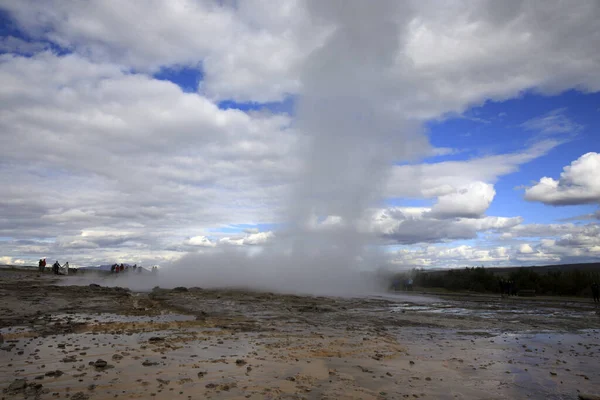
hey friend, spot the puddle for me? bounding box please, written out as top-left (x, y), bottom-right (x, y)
top-left (390, 301), bottom-right (597, 321)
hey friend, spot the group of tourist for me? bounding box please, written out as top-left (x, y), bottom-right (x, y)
top-left (38, 258), bottom-right (70, 275)
top-left (109, 264), bottom-right (158, 275)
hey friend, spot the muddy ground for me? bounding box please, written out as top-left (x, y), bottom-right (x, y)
top-left (1, 268), bottom-right (600, 400)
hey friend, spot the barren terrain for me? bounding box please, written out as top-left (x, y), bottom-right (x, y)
top-left (1, 268), bottom-right (599, 400)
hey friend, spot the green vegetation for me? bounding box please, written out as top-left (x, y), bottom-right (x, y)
top-left (391, 265), bottom-right (600, 297)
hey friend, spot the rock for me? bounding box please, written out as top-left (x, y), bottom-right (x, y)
top-left (409, 361), bottom-right (415, 365)
top-left (157, 378), bottom-right (170, 385)
top-left (62, 355), bottom-right (77, 362)
top-left (57, 343), bottom-right (66, 348)
top-left (112, 354), bottom-right (123, 360)
top-left (205, 383), bottom-right (217, 389)
top-left (7, 379), bottom-right (27, 393)
top-left (579, 395), bottom-right (600, 400)
top-left (71, 392), bottom-right (90, 400)
top-left (148, 337), bottom-right (164, 343)
top-left (235, 359), bottom-right (247, 366)
top-left (197, 371), bottom-right (207, 378)
top-left (45, 370), bottom-right (64, 377)
top-left (142, 360), bottom-right (159, 366)
top-left (94, 359), bottom-right (107, 368)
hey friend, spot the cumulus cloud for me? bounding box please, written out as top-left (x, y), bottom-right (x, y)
top-left (525, 152), bottom-right (600, 205)
top-left (0, 0), bottom-right (324, 102)
top-left (386, 139), bottom-right (561, 199)
top-left (185, 236), bottom-right (216, 247)
top-left (430, 182), bottom-right (496, 218)
top-left (219, 231), bottom-right (274, 246)
top-left (517, 243), bottom-right (534, 254)
top-left (368, 207), bottom-right (522, 245)
top-left (389, 245), bottom-right (511, 269)
top-left (1, 0), bottom-right (600, 271)
top-left (0, 35), bottom-right (48, 55)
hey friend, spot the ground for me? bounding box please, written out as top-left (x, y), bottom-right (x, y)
top-left (1, 268), bottom-right (599, 400)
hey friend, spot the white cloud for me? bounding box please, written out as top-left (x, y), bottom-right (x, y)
top-left (525, 152), bottom-right (600, 205)
top-left (185, 236), bottom-right (216, 247)
top-left (0, 0), bottom-right (326, 102)
top-left (368, 207), bottom-right (522, 245)
top-left (0, 256), bottom-right (27, 265)
top-left (521, 108), bottom-right (583, 135)
top-left (1, 1), bottom-right (600, 268)
top-left (430, 182), bottom-right (495, 218)
top-left (517, 243), bottom-right (534, 254)
top-left (0, 35), bottom-right (48, 55)
top-left (389, 245), bottom-right (511, 268)
top-left (386, 140), bottom-right (561, 199)
top-left (219, 231), bottom-right (275, 246)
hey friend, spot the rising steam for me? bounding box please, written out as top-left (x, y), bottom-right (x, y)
top-left (133, 1), bottom-right (428, 295)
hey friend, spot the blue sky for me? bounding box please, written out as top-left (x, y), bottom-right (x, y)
top-left (427, 91), bottom-right (599, 224)
top-left (0, 1), bottom-right (599, 269)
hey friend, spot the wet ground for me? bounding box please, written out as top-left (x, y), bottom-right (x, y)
top-left (1, 268), bottom-right (600, 399)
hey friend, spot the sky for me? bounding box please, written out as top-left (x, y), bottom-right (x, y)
top-left (0, 0), bottom-right (599, 271)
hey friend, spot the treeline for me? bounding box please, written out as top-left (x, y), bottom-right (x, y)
top-left (391, 266), bottom-right (600, 297)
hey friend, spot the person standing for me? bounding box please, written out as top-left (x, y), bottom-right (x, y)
top-left (38, 259), bottom-right (44, 273)
top-left (52, 260), bottom-right (60, 275)
top-left (592, 282), bottom-right (600, 304)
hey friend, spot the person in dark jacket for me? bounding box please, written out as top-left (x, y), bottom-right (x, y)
top-left (52, 261), bottom-right (60, 275)
top-left (592, 282), bottom-right (600, 304)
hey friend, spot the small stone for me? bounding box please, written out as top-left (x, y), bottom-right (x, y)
top-left (7, 379), bottom-right (27, 393)
top-left (71, 392), bottom-right (89, 400)
top-left (579, 395), bottom-right (600, 400)
top-left (94, 359), bottom-right (108, 368)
